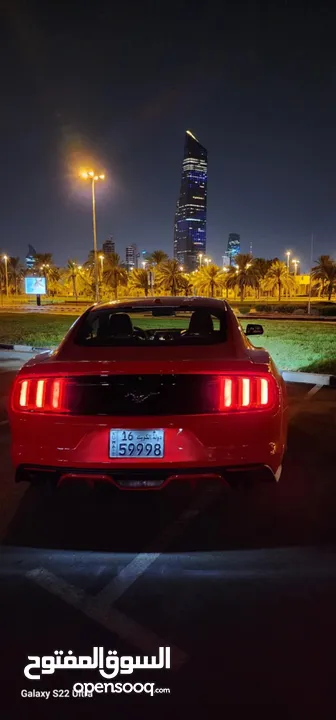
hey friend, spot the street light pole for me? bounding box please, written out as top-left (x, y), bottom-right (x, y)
top-left (3, 255), bottom-right (8, 297)
top-left (91, 177), bottom-right (99, 303)
top-left (80, 170), bottom-right (105, 304)
top-left (307, 233), bottom-right (314, 315)
top-left (285, 251), bottom-right (291, 270)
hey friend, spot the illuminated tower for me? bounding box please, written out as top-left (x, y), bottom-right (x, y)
top-left (227, 233), bottom-right (241, 265)
top-left (174, 130), bottom-right (207, 271)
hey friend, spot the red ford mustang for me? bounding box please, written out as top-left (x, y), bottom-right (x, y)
top-left (9, 297), bottom-right (288, 490)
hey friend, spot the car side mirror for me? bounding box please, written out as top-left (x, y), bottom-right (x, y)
top-left (245, 323), bottom-right (264, 336)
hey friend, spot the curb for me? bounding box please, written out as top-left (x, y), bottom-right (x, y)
top-left (0, 344), bottom-right (335, 387)
top-left (0, 344), bottom-right (53, 353)
top-left (282, 371), bottom-right (336, 387)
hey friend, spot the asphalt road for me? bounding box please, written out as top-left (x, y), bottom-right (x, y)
top-left (1, 358), bottom-right (336, 711)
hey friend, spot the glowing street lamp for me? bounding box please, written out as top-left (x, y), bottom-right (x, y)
top-left (3, 255), bottom-right (8, 297)
top-left (179, 265), bottom-right (184, 271)
top-left (204, 257), bottom-right (211, 266)
top-left (198, 253), bottom-right (203, 267)
top-left (285, 250), bottom-right (291, 270)
top-left (80, 170), bottom-right (105, 302)
top-left (292, 258), bottom-right (300, 276)
top-left (141, 261), bottom-right (147, 269)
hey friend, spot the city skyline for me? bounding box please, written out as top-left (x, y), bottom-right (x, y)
top-left (1, 2), bottom-right (336, 273)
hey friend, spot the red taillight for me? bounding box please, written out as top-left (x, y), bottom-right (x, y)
top-left (52, 380), bottom-right (62, 409)
top-left (19, 380), bottom-right (29, 408)
top-left (219, 375), bottom-right (277, 412)
top-left (13, 377), bottom-right (67, 413)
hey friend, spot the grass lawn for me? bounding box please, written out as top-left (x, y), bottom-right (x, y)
top-left (240, 319), bottom-right (336, 374)
top-left (0, 314), bottom-right (79, 348)
top-left (0, 313), bottom-right (335, 374)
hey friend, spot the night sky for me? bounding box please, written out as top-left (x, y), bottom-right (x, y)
top-left (1, 0), bottom-right (336, 271)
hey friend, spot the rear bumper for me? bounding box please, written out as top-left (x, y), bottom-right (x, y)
top-left (16, 463), bottom-right (279, 489)
top-left (10, 409), bottom-right (287, 472)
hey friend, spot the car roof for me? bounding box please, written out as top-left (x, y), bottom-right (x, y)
top-left (91, 297), bottom-right (229, 311)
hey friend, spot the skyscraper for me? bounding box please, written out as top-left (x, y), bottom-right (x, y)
top-left (174, 130), bottom-right (207, 271)
top-left (125, 244), bottom-right (138, 270)
top-left (25, 244), bottom-right (37, 269)
top-left (227, 233), bottom-right (241, 265)
top-left (102, 237), bottom-right (115, 255)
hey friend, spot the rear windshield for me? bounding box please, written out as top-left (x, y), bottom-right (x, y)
top-left (74, 305), bottom-right (228, 347)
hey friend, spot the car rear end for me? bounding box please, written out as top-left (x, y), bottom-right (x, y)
top-left (9, 300), bottom-right (287, 490)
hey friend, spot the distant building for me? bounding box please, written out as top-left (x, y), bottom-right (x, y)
top-left (102, 237), bottom-right (115, 255)
top-left (25, 244), bottom-right (37, 269)
top-left (222, 254), bottom-right (230, 268)
top-left (140, 250), bottom-right (150, 266)
top-left (125, 244), bottom-right (138, 270)
top-left (227, 233), bottom-right (240, 265)
top-left (135, 250), bottom-right (150, 268)
top-left (174, 130), bottom-right (207, 272)
top-left (295, 274), bottom-right (310, 295)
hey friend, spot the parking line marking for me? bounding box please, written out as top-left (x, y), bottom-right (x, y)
top-left (305, 384), bottom-right (323, 400)
top-left (95, 483), bottom-right (222, 610)
top-left (27, 567), bottom-right (188, 669)
top-left (26, 484), bottom-right (223, 666)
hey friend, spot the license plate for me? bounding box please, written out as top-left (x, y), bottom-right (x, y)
top-left (109, 429), bottom-right (165, 459)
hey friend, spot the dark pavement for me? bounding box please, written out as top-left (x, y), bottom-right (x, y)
top-left (1, 364), bottom-right (336, 710)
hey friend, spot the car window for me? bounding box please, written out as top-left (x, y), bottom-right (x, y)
top-left (74, 306), bottom-right (227, 346)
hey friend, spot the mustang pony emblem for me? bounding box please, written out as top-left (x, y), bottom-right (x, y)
top-left (124, 391), bottom-right (161, 404)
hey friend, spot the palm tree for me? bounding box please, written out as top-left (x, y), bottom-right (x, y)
top-left (84, 250), bottom-right (95, 270)
top-left (157, 259), bottom-right (183, 296)
top-left (7, 257), bottom-right (24, 294)
top-left (33, 253), bottom-right (59, 294)
top-left (61, 262), bottom-right (92, 299)
top-left (252, 258), bottom-right (275, 298)
top-left (62, 261), bottom-right (81, 300)
top-left (179, 275), bottom-right (194, 297)
top-left (264, 260), bottom-right (296, 301)
top-left (148, 250), bottom-right (169, 266)
top-left (34, 252), bottom-right (53, 267)
top-left (226, 253), bottom-right (258, 301)
top-left (311, 255), bottom-right (336, 301)
top-left (193, 265), bottom-right (226, 298)
top-left (128, 268), bottom-right (150, 297)
top-left (103, 253), bottom-right (128, 300)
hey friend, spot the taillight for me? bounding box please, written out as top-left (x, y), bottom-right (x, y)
top-left (219, 375), bottom-right (277, 412)
top-left (13, 377), bottom-right (68, 413)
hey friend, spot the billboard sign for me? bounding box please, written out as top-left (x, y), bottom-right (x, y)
top-left (25, 277), bottom-right (47, 295)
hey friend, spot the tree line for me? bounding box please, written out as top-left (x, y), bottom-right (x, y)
top-left (0, 251), bottom-right (336, 301)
